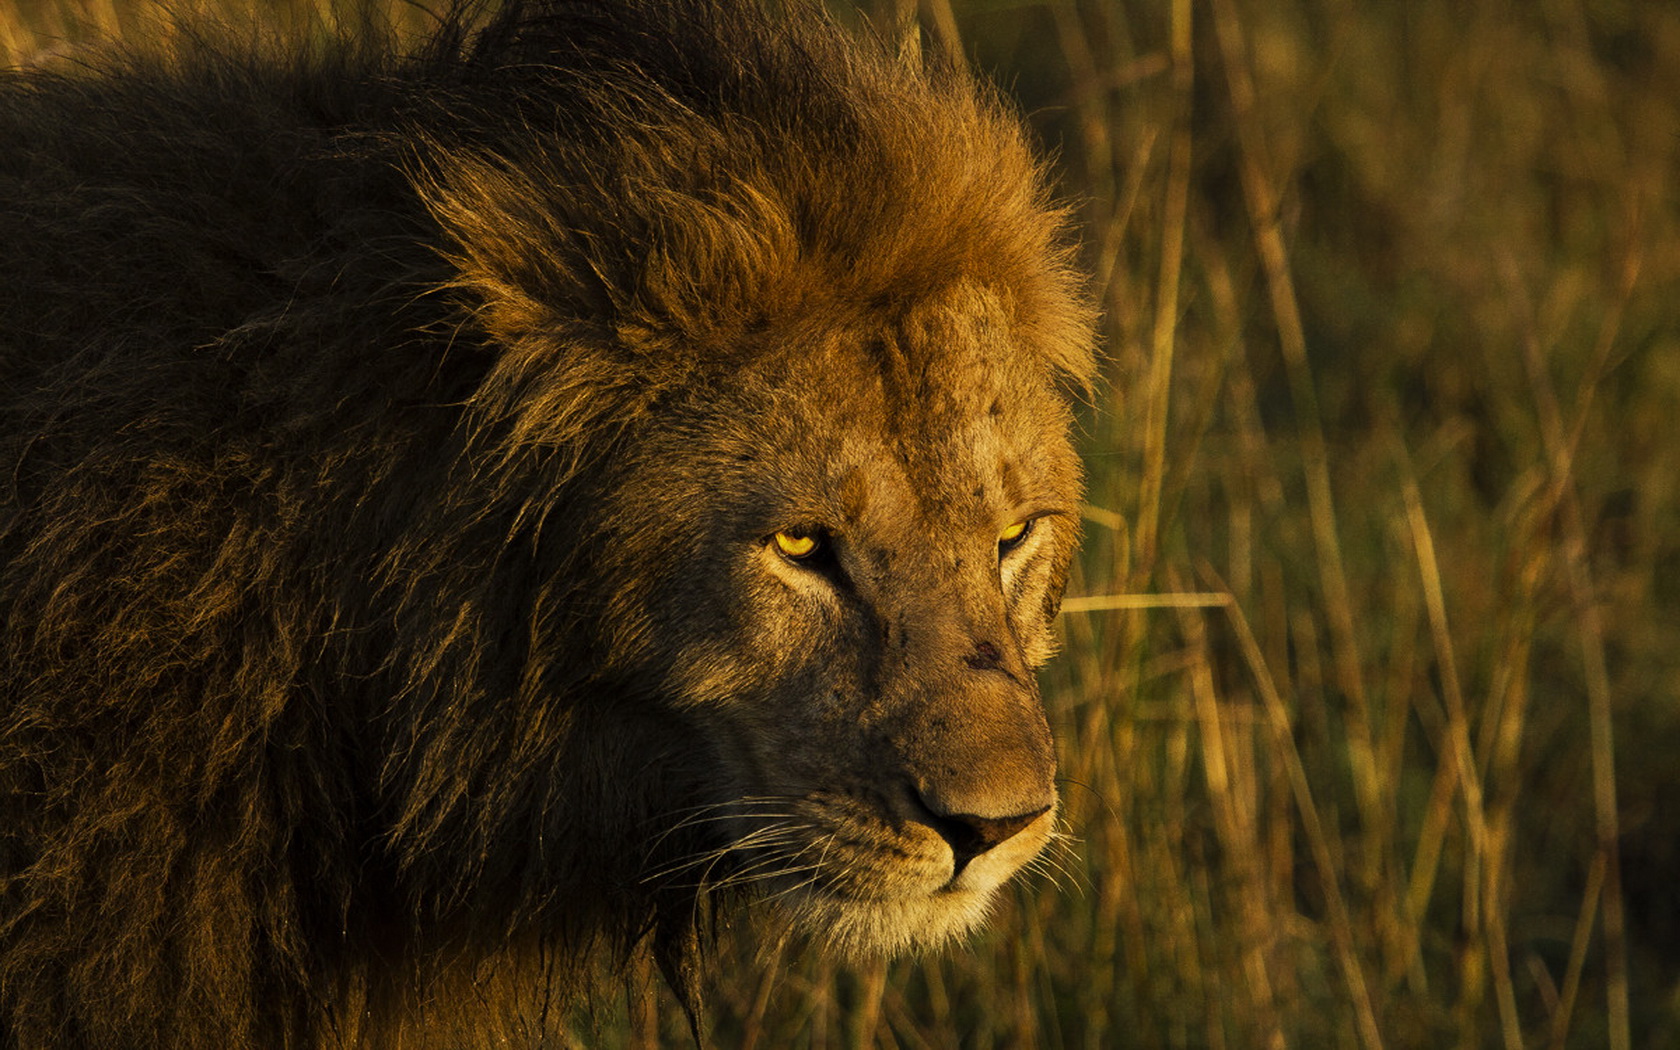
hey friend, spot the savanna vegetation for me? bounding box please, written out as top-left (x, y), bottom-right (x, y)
top-left (4, 0), bottom-right (1676, 1046)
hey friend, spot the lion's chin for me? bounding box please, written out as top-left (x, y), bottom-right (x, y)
top-left (771, 884), bottom-right (999, 959)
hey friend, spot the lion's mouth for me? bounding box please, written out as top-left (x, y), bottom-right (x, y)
top-left (709, 796), bottom-right (1056, 956)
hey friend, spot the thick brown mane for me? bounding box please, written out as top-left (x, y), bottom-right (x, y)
top-left (0, 1), bottom-right (1093, 1047)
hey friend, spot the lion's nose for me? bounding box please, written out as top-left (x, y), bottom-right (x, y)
top-left (912, 787), bottom-right (1051, 871)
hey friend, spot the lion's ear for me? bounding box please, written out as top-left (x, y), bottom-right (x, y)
top-left (893, 18), bottom-right (923, 68)
top-left (416, 146), bottom-right (629, 344)
top-left (416, 140), bottom-right (800, 360)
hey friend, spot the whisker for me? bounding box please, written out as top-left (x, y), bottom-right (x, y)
top-left (1029, 835), bottom-right (1089, 895)
top-left (742, 833), bottom-right (837, 904)
top-left (645, 816), bottom-right (820, 885)
top-left (641, 796), bottom-right (807, 862)
top-left (1022, 853), bottom-right (1075, 896)
top-left (753, 863), bottom-right (828, 905)
top-left (659, 834), bottom-right (827, 893)
top-left (706, 858), bottom-right (825, 894)
top-left (685, 826), bottom-right (838, 895)
top-left (644, 809), bottom-right (802, 858)
top-left (646, 796), bottom-right (795, 836)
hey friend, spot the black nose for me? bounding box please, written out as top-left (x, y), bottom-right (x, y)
top-left (913, 789), bottom-right (1050, 872)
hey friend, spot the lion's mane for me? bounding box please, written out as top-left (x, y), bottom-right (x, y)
top-left (0, 1), bottom-right (1092, 1046)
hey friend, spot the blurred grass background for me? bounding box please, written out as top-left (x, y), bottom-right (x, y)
top-left (5, 0), bottom-right (1678, 1046)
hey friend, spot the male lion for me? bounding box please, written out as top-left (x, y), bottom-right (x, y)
top-left (0, 0), bottom-right (1096, 1045)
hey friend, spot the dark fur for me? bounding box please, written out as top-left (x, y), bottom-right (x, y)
top-left (0, 2), bottom-right (1093, 1046)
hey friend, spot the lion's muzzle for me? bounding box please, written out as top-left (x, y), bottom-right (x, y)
top-left (884, 621), bottom-right (1059, 874)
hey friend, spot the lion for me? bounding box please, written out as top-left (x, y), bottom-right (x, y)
top-left (0, 0), bottom-right (1096, 1046)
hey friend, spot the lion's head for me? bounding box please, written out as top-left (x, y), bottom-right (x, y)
top-left (407, 0), bottom-right (1098, 964)
top-left (597, 279), bottom-right (1086, 957)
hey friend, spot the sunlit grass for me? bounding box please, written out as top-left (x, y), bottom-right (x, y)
top-left (6, 0), bottom-right (1678, 1046)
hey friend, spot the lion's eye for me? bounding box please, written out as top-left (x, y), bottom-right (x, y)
top-left (998, 518), bottom-right (1033, 555)
top-left (773, 530), bottom-right (821, 561)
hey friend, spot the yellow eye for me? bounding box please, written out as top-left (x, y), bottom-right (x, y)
top-left (773, 530), bottom-right (819, 560)
top-left (998, 518), bottom-right (1033, 551)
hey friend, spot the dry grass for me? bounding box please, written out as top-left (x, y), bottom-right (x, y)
top-left (6, 0), bottom-right (1679, 1046)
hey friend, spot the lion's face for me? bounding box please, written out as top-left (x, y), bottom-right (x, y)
top-left (596, 285), bottom-right (1081, 957)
